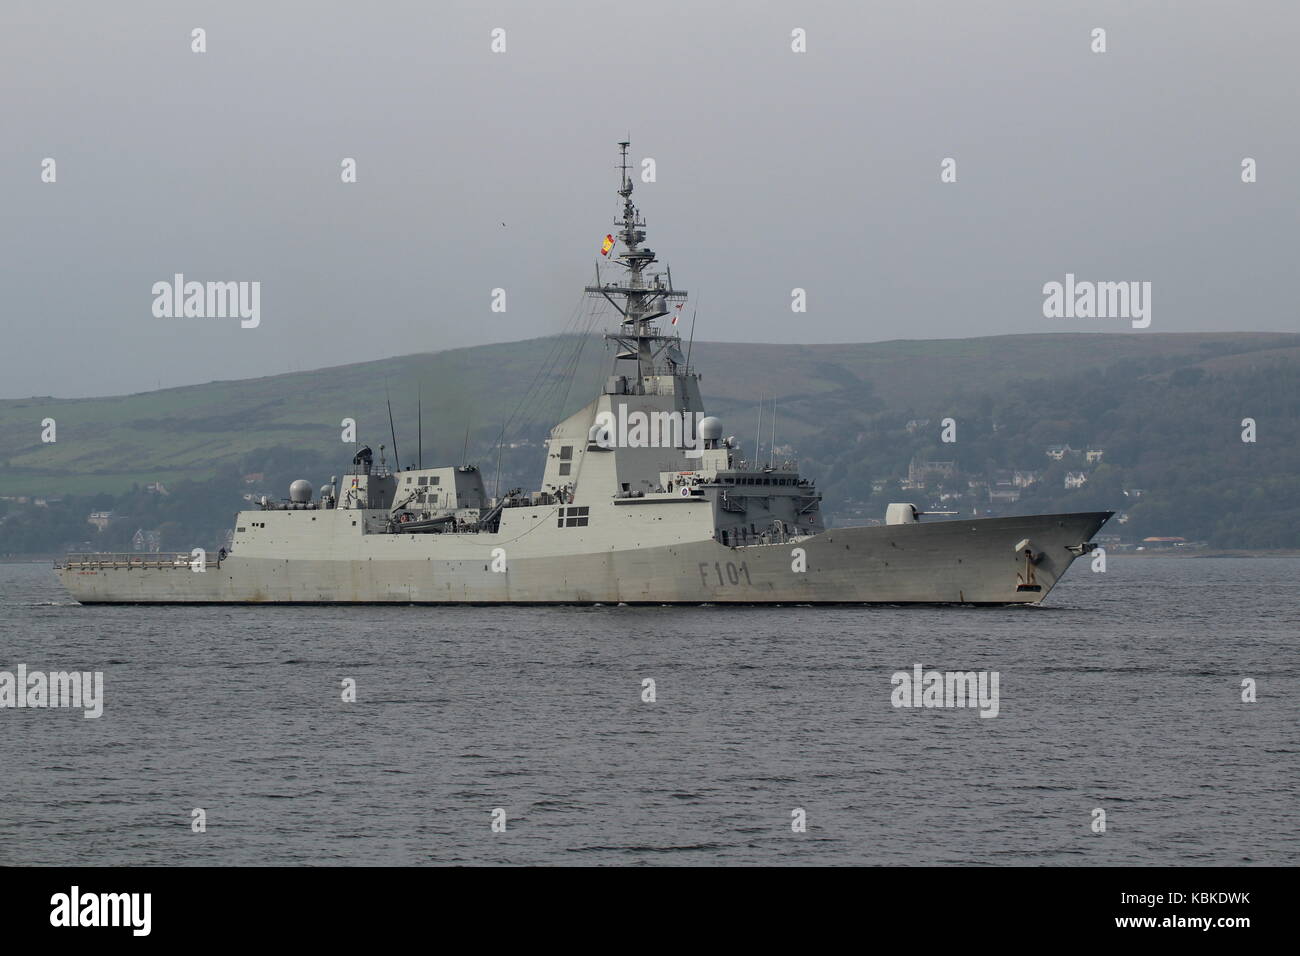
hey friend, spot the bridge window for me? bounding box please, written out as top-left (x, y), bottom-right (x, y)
top-left (418, 476), bottom-right (428, 486)
top-left (558, 463), bottom-right (571, 476)
top-left (558, 506), bottom-right (590, 528)
top-left (560, 446), bottom-right (574, 461)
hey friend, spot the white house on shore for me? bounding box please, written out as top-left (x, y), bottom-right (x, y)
top-left (86, 511), bottom-right (114, 532)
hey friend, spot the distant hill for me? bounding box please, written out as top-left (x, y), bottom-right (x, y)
top-left (2, 331), bottom-right (1294, 496)
top-left (791, 335), bottom-right (1298, 549)
top-left (1, 331), bottom-right (1296, 553)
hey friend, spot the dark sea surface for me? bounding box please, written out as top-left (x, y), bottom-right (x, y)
top-left (0, 557), bottom-right (1296, 866)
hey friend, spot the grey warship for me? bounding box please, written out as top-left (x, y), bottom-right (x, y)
top-left (57, 142), bottom-right (1110, 605)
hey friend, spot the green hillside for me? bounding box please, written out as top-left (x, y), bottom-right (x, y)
top-left (795, 338), bottom-right (1299, 549)
top-left (1, 331), bottom-right (1296, 553)
top-left (2, 331), bottom-right (1293, 497)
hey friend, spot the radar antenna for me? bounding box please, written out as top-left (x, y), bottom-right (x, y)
top-left (584, 140), bottom-right (689, 390)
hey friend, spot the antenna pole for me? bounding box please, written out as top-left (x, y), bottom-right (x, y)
top-left (494, 424), bottom-right (505, 498)
top-left (754, 395), bottom-right (764, 470)
top-left (462, 425), bottom-right (470, 468)
top-left (686, 306), bottom-right (697, 369)
top-left (386, 388), bottom-right (401, 471)
top-left (770, 401), bottom-right (777, 468)
top-left (417, 385), bottom-right (423, 470)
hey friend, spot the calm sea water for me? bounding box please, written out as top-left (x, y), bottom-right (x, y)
top-left (0, 557), bottom-right (1296, 866)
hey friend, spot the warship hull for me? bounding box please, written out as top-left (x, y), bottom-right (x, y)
top-left (57, 511), bottom-right (1110, 606)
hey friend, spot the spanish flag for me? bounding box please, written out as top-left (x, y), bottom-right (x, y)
top-left (600, 234), bottom-right (615, 256)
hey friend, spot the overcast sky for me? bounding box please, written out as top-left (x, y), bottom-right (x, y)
top-left (2, 0), bottom-right (1296, 398)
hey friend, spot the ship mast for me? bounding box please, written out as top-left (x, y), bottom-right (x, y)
top-left (585, 140), bottom-right (689, 390)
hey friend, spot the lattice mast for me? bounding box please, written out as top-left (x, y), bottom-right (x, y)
top-left (585, 141), bottom-right (689, 389)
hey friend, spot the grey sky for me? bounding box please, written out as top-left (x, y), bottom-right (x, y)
top-left (2, 0), bottom-right (1296, 398)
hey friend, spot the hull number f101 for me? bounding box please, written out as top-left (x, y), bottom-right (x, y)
top-left (699, 561), bottom-right (752, 587)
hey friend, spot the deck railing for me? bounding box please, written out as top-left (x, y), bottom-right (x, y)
top-left (56, 552), bottom-right (221, 570)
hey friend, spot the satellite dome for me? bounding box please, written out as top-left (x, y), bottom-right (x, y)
top-left (289, 479), bottom-right (313, 503)
top-left (699, 416), bottom-right (724, 440)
